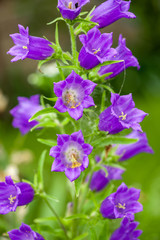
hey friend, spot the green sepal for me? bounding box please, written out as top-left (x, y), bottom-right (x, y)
top-left (37, 138), bottom-right (57, 147)
top-left (73, 232), bottom-right (89, 240)
top-left (74, 172), bottom-right (84, 197)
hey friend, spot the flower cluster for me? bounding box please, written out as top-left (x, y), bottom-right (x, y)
top-left (6, 0), bottom-right (154, 239)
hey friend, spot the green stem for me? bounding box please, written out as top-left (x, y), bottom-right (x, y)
top-left (42, 196), bottom-right (69, 239)
top-left (68, 24), bottom-right (77, 66)
top-left (72, 193), bottom-right (78, 238)
top-left (56, 60), bottom-right (65, 80)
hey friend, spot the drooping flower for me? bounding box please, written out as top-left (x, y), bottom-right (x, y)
top-left (99, 34), bottom-right (140, 79)
top-left (116, 131), bottom-right (154, 161)
top-left (90, 165), bottom-right (125, 192)
top-left (0, 176), bottom-right (34, 215)
top-left (8, 223), bottom-right (45, 240)
top-left (110, 217), bottom-right (142, 240)
top-left (78, 27), bottom-right (116, 69)
top-left (91, 0), bottom-right (136, 29)
top-left (50, 130), bottom-right (93, 182)
top-left (54, 71), bottom-right (97, 120)
top-left (57, 0), bottom-right (90, 20)
top-left (100, 182), bottom-right (143, 221)
top-left (7, 24), bottom-right (54, 62)
top-left (98, 93), bottom-right (147, 134)
top-left (10, 95), bottom-right (43, 135)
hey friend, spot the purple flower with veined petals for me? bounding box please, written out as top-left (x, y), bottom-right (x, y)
top-left (91, 0), bottom-right (136, 29)
top-left (90, 165), bottom-right (125, 192)
top-left (116, 131), bottom-right (154, 161)
top-left (99, 35), bottom-right (140, 79)
top-left (110, 217), bottom-right (142, 240)
top-left (0, 176), bottom-right (34, 215)
top-left (7, 24), bottom-right (54, 62)
top-left (58, 0), bottom-right (90, 20)
top-left (54, 71), bottom-right (97, 120)
top-left (100, 182), bottom-right (143, 221)
top-left (78, 27), bottom-right (116, 70)
top-left (99, 93), bottom-right (147, 134)
top-left (10, 95), bottom-right (43, 135)
top-left (50, 130), bottom-right (93, 182)
top-left (8, 223), bottom-right (45, 240)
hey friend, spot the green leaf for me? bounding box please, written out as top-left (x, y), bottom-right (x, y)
top-left (47, 17), bottom-right (64, 25)
top-left (73, 232), bottom-right (88, 240)
top-left (37, 150), bottom-right (47, 191)
top-left (37, 138), bottom-right (57, 147)
top-left (99, 84), bottom-right (115, 93)
top-left (74, 172), bottom-right (84, 197)
top-left (34, 216), bottom-right (57, 223)
top-left (42, 96), bottom-right (58, 102)
top-left (100, 90), bottom-right (106, 113)
top-left (29, 108), bottom-right (55, 121)
top-left (64, 214), bottom-right (88, 221)
top-left (30, 121), bottom-right (57, 132)
top-left (92, 136), bottom-right (138, 148)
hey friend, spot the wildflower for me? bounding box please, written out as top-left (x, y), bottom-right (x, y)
top-left (0, 176), bottom-right (34, 215)
top-left (91, 0), bottom-right (136, 28)
top-left (78, 27), bottom-right (116, 69)
top-left (90, 165), bottom-right (125, 192)
top-left (98, 93), bottom-right (147, 134)
top-left (100, 182), bottom-right (143, 220)
top-left (7, 24), bottom-right (54, 62)
top-left (57, 0), bottom-right (90, 20)
top-left (110, 217), bottom-right (142, 240)
top-left (54, 71), bottom-right (96, 120)
top-left (116, 131), bottom-right (153, 161)
top-left (10, 95), bottom-right (42, 135)
top-left (8, 223), bottom-right (44, 240)
top-left (99, 35), bottom-right (140, 79)
top-left (50, 130), bottom-right (93, 182)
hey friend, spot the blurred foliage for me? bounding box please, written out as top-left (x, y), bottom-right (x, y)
top-left (0, 0), bottom-right (160, 239)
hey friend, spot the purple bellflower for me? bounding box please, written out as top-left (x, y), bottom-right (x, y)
top-left (90, 165), bottom-right (125, 192)
top-left (10, 95), bottom-right (43, 135)
top-left (7, 24), bottom-right (54, 62)
top-left (110, 217), bottom-right (142, 240)
top-left (78, 27), bottom-right (116, 69)
top-left (50, 130), bottom-right (93, 182)
top-left (99, 35), bottom-right (140, 79)
top-left (54, 71), bottom-right (97, 120)
top-left (57, 0), bottom-right (90, 20)
top-left (98, 93), bottom-right (147, 134)
top-left (91, 0), bottom-right (136, 29)
top-left (8, 223), bottom-right (45, 240)
top-left (100, 182), bottom-right (143, 221)
top-left (0, 176), bottom-right (34, 215)
top-left (116, 131), bottom-right (154, 161)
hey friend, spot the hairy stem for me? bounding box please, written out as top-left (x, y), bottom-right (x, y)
top-left (68, 24), bottom-right (77, 66)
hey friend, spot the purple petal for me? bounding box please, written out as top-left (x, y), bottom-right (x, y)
top-left (68, 105), bottom-right (84, 120)
top-left (71, 130), bottom-right (84, 144)
top-left (82, 96), bottom-right (95, 108)
top-left (82, 156), bottom-right (89, 168)
top-left (81, 80), bottom-right (97, 95)
top-left (54, 98), bottom-right (68, 113)
top-left (65, 167), bottom-right (81, 182)
top-left (16, 182), bottom-right (34, 206)
top-left (54, 81), bottom-right (67, 97)
top-left (82, 143), bottom-right (93, 155)
top-left (51, 158), bottom-right (65, 172)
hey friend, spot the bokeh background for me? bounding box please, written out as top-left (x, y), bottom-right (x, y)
top-left (0, 0), bottom-right (160, 239)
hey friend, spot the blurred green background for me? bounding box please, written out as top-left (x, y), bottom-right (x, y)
top-left (0, 0), bottom-right (160, 239)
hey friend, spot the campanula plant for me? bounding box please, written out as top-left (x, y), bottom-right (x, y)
top-left (5, 0), bottom-right (154, 239)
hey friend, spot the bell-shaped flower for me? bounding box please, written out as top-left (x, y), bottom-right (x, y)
top-left (90, 165), bottom-right (125, 192)
top-left (54, 71), bottom-right (97, 120)
top-left (0, 176), bottom-right (34, 215)
top-left (50, 130), bottom-right (93, 182)
top-left (7, 24), bottom-right (54, 62)
top-left (91, 0), bottom-right (136, 28)
top-left (57, 0), bottom-right (90, 20)
top-left (8, 223), bottom-right (44, 240)
top-left (98, 93), bottom-right (147, 134)
top-left (99, 35), bottom-right (140, 79)
top-left (116, 131), bottom-right (154, 161)
top-left (110, 217), bottom-right (142, 240)
top-left (10, 95), bottom-right (43, 135)
top-left (78, 27), bottom-right (116, 69)
top-left (100, 182), bottom-right (143, 221)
